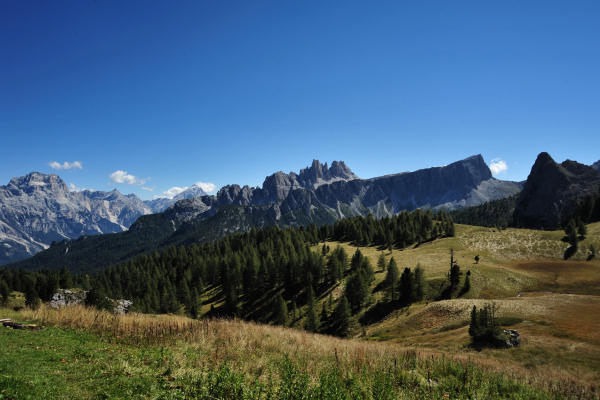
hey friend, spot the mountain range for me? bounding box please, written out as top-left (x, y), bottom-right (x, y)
top-left (4, 155), bottom-right (521, 272)
top-left (0, 174), bottom-right (206, 265)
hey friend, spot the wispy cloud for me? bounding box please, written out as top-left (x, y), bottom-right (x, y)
top-left (141, 186), bottom-right (155, 192)
top-left (109, 170), bottom-right (148, 185)
top-left (49, 161), bottom-right (83, 170)
top-left (489, 159), bottom-right (508, 175)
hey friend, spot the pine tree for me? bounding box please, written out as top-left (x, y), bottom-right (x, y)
top-left (468, 305), bottom-right (479, 337)
top-left (24, 285), bottom-right (41, 310)
top-left (565, 219), bottom-right (579, 247)
top-left (333, 295), bottom-right (351, 337)
top-left (345, 272), bottom-right (368, 312)
top-left (272, 294), bottom-right (288, 326)
top-left (399, 268), bottom-right (415, 304)
top-left (59, 267), bottom-right (72, 289)
top-left (384, 257), bottom-right (399, 302)
top-left (304, 287), bottom-right (320, 332)
top-left (377, 253), bottom-right (386, 272)
top-left (0, 279), bottom-right (9, 304)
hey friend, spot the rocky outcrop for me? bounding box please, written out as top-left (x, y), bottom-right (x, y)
top-left (50, 289), bottom-right (86, 308)
top-left (592, 160), bottom-right (600, 171)
top-left (503, 329), bottom-right (520, 347)
top-left (513, 153), bottom-right (600, 229)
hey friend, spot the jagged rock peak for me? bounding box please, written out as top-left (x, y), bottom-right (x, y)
top-left (298, 159), bottom-right (358, 182)
top-left (7, 172), bottom-right (68, 192)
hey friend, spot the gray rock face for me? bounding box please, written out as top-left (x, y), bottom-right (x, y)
top-left (0, 172), bottom-right (153, 265)
top-left (592, 160), bottom-right (600, 171)
top-left (513, 152), bottom-right (600, 229)
top-left (203, 156), bottom-right (520, 220)
top-left (50, 289), bottom-right (86, 308)
top-left (144, 184), bottom-right (208, 213)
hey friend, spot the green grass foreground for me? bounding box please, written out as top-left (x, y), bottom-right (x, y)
top-left (0, 312), bottom-right (563, 400)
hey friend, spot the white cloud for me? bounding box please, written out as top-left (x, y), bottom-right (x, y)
top-left (109, 170), bottom-right (148, 185)
top-left (489, 159), bottom-right (508, 175)
top-left (49, 161), bottom-right (83, 170)
top-left (141, 186), bottom-right (155, 192)
top-left (194, 181), bottom-right (217, 193)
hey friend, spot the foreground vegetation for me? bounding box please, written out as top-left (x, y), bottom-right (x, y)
top-left (0, 305), bottom-right (589, 400)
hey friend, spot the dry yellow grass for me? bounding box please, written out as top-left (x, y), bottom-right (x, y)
top-left (3, 304), bottom-right (597, 398)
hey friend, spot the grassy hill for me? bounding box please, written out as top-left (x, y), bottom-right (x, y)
top-left (2, 222), bottom-right (599, 398)
top-left (0, 305), bottom-right (589, 399)
top-left (302, 223), bottom-right (600, 397)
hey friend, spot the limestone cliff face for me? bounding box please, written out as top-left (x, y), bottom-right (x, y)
top-left (0, 172), bottom-right (152, 264)
top-left (206, 155), bottom-right (519, 220)
top-left (513, 153), bottom-right (600, 229)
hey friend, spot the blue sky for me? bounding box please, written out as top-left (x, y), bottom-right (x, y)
top-left (1, 1), bottom-right (599, 199)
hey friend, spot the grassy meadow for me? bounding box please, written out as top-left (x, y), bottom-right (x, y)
top-left (2, 222), bottom-right (600, 399)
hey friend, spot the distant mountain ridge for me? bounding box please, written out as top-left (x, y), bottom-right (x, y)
top-left (0, 173), bottom-right (207, 265)
top-left (144, 184), bottom-right (208, 213)
top-left (7, 155), bottom-right (522, 273)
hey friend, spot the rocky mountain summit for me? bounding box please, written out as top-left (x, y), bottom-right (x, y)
top-left (0, 172), bottom-right (154, 264)
top-left (513, 152), bottom-right (600, 229)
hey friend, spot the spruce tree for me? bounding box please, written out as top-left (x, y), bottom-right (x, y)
top-left (469, 305), bottom-right (479, 337)
top-left (377, 253), bottom-right (386, 272)
top-left (565, 219), bottom-right (579, 247)
top-left (25, 286), bottom-right (41, 310)
top-left (333, 295), bottom-right (351, 337)
top-left (345, 272), bottom-right (368, 312)
top-left (0, 279), bottom-right (9, 304)
top-left (304, 287), bottom-right (320, 332)
top-left (272, 294), bottom-right (288, 326)
top-left (384, 257), bottom-right (399, 302)
top-left (59, 267), bottom-right (72, 289)
top-left (399, 268), bottom-right (415, 304)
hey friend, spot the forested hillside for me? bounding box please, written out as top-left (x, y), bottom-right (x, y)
top-left (1, 210), bottom-right (454, 335)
